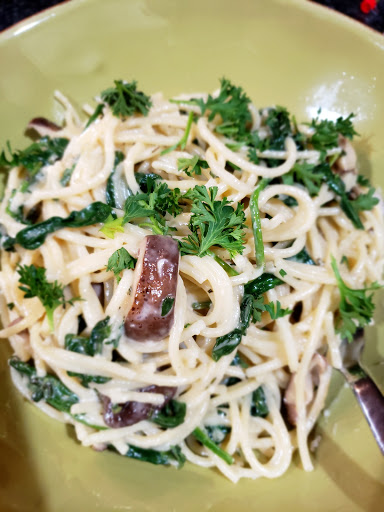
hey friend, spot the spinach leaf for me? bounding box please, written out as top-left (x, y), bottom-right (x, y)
top-left (65, 316), bottom-right (120, 356)
top-left (151, 399), bottom-right (186, 428)
top-left (122, 444), bottom-right (186, 468)
top-left (287, 247), bottom-right (316, 265)
top-left (192, 427), bottom-right (233, 465)
top-left (135, 172), bottom-right (162, 192)
top-left (15, 202), bottom-right (112, 250)
top-left (60, 164), bottom-right (75, 186)
top-left (205, 425), bottom-right (231, 444)
top-left (105, 151), bottom-right (131, 208)
top-left (212, 273), bottom-right (283, 361)
top-left (67, 372), bottom-right (111, 387)
top-left (250, 386), bottom-right (269, 417)
top-left (243, 273), bottom-right (283, 296)
top-left (9, 356), bottom-right (79, 413)
top-left (0, 137), bottom-right (69, 192)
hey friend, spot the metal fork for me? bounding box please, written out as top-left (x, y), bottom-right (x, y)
top-left (340, 328), bottom-right (384, 455)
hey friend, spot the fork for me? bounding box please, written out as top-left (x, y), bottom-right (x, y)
top-left (340, 328), bottom-right (384, 455)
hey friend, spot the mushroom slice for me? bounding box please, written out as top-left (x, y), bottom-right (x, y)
top-left (125, 235), bottom-right (179, 341)
top-left (101, 385), bottom-right (176, 428)
top-left (27, 117), bottom-right (61, 136)
top-left (284, 353), bottom-right (328, 426)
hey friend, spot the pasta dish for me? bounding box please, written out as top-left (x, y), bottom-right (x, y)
top-left (0, 79), bottom-right (382, 482)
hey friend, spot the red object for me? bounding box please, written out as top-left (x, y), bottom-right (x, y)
top-left (360, 0), bottom-right (377, 13)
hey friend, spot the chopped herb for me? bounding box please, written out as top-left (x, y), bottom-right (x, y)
top-left (205, 425), bottom-right (231, 444)
top-left (99, 80), bottom-right (152, 119)
top-left (243, 273), bottom-right (283, 297)
top-left (309, 113), bottom-right (358, 154)
top-left (65, 316), bottom-right (120, 355)
top-left (161, 296), bottom-right (175, 317)
top-left (9, 356), bottom-right (79, 413)
top-left (106, 247), bottom-right (136, 283)
top-left (151, 399), bottom-right (186, 428)
top-left (161, 111), bottom-right (194, 155)
top-left (17, 264), bottom-right (80, 331)
top-left (105, 151), bottom-right (131, 209)
top-left (85, 103), bottom-right (104, 128)
top-left (15, 201), bottom-right (112, 250)
top-left (250, 386), bottom-right (269, 417)
top-left (213, 273), bottom-right (283, 361)
top-left (192, 427), bottom-right (233, 465)
top-left (264, 300), bottom-right (292, 320)
top-left (135, 172), bottom-right (162, 192)
top-left (331, 255), bottom-right (381, 341)
top-left (192, 300), bottom-right (212, 310)
top-left (282, 162), bottom-right (323, 196)
top-left (122, 444), bottom-right (186, 468)
top-left (7, 302), bottom-right (15, 310)
top-left (341, 255), bottom-right (350, 269)
top-left (0, 137), bottom-right (69, 192)
top-left (179, 186), bottom-right (246, 258)
top-left (67, 372), bottom-right (111, 388)
top-left (60, 164), bottom-right (75, 186)
top-left (250, 179), bottom-right (269, 267)
top-left (177, 155), bottom-right (209, 177)
top-left (279, 269), bottom-right (287, 277)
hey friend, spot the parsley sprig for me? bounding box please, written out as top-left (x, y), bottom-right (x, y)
top-left (87, 80), bottom-right (152, 126)
top-left (331, 256), bottom-right (381, 341)
top-left (179, 186), bottom-right (246, 258)
top-left (17, 264), bottom-right (80, 331)
top-left (177, 155), bottom-right (209, 177)
top-left (100, 179), bottom-right (182, 238)
top-left (106, 247), bottom-right (136, 282)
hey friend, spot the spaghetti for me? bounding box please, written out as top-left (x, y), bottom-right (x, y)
top-left (0, 79), bottom-right (382, 482)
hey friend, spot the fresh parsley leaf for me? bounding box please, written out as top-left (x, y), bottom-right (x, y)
top-left (179, 186), bottom-right (245, 258)
top-left (309, 113), bottom-right (358, 154)
top-left (264, 106), bottom-right (292, 151)
top-left (99, 215), bottom-right (125, 239)
top-left (17, 264), bottom-right (79, 331)
top-left (264, 300), bottom-right (292, 320)
top-left (177, 155), bottom-right (209, 177)
top-left (331, 255), bottom-right (381, 342)
top-left (282, 162), bottom-right (323, 196)
top-left (99, 80), bottom-right (152, 119)
top-left (106, 247), bottom-right (136, 283)
top-left (135, 172), bottom-right (162, 192)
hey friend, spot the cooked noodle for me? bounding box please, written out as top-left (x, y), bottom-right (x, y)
top-left (0, 82), bottom-right (383, 482)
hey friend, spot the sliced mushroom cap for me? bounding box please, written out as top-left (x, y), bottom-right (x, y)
top-left (27, 117), bottom-right (61, 136)
top-left (101, 385), bottom-right (176, 428)
top-left (125, 235), bottom-right (179, 341)
top-left (284, 353), bottom-right (328, 426)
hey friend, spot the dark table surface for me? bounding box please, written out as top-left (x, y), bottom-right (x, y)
top-left (0, 0), bottom-right (384, 32)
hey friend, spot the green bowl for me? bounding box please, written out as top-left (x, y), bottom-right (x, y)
top-left (0, 1), bottom-right (383, 511)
